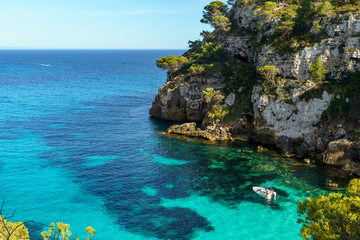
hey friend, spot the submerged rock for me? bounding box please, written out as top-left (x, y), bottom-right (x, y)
top-left (250, 164), bottom-right (276, 173)
top-left (325, 179), bottom-right (339, 188)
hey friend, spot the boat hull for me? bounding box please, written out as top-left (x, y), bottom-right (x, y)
top-left (252, 186), bottom-right (275, 200)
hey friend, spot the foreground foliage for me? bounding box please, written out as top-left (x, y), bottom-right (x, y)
top-left (0, 202), bottom-right (95, 240)
top-left (298, 178), bottom-right (360, 240)
top-left (0, 216), bottom-right (30, 240)
top-left (41, 223), bottom-right (96, 240)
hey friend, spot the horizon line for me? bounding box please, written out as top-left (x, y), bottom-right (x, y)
top-left (0, 48), bottom-right (188, 51)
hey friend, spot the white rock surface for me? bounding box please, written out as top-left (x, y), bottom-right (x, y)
top-left (252, 86), bottom-right (333, 139)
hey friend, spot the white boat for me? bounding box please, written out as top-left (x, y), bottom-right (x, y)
top-left (253, 185), bottom-right (276, 200)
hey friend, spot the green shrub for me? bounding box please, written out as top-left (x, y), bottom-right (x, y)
top-left (309, 57), bottom-right (328, 82)
top-left (202, 88), bottom-right (217, 102)
top-left (188, 64), bottom-right (205, 75)
top-left (254, 2), bottom-right (278, 21)
top-left (317, 1), bottom-right (335, 17)
top-left (156, 56), bottom-right (189, 74)
top-left (321, 71), bottom-right (360, 121)
top-left (223, 65), bottom-right (257, 94)
top-left (200, 30), bottom-right (216, 43)
top-left (208, 106), bottom-right (229, 119)
top-left (348, 129), bottom-right (360, 137)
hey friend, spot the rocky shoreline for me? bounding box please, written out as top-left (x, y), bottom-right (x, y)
top-left (150, 2), bottom-right (360, 177)
top-left (161, 121), bottom-right (360, 176)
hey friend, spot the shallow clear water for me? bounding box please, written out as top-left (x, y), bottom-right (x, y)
top-left (0, 50), bottom-right (350, 240)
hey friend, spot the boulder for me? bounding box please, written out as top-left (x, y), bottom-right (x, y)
top-left (202, 124), bottom-right (232, 141)
top-left (303, 133), bottom-right (316, 153)
top-left (322, 139), bottom-right (353, 166)
top-left (350, 140), bottom-right (360, 162)
top-left (229, 118), bottom-right (252, 139)
top-left (334, 128), bottom-right (347, 139)
top-left (167, 122), bottom-right (196, 134)
top-left (167, 122), bottom-right (232, 141)
top-left (325, 179), bottom-right (339, 188)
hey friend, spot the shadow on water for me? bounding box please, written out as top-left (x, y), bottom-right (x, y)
top-left (3, 92), bottom-right (351, 240)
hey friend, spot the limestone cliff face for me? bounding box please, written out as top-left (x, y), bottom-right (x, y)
top-left (251, 85), bottom-right (333, 139)
top-left (222, 7), bottom-right (360, 82)
top-left (150, 75), bottom-right (226, 121)
top-left (149, 3), bottom-right (360, 175)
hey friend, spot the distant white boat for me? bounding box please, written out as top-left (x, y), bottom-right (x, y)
top-left (39, 64), bottom-right (51, 67)
top-left (253, 185), bottom-right (276, 200)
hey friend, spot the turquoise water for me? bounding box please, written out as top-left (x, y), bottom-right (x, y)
top-left (0, 50), bottom-right (350, 240)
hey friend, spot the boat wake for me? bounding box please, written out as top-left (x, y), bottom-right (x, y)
top-left (38, 63), bottom-right (51, 67)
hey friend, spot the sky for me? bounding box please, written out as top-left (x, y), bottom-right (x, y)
top-left (0, 0), bottom-right (214, 49)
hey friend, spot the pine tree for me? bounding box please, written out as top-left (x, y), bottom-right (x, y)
top-left (309, 57), bottom-right (328, 82)
top-left (298, 178), bottom-right (360, 240)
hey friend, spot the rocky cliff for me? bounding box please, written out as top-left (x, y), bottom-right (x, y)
top-left (150, 0), bottom-right (360, 176)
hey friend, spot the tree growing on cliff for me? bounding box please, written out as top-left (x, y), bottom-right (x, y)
top-left (201, 1), bottom-right (231, 31)
top-left (298, 178), bottom-right (360, 240)
top-left (316, 1), bottom-right (335, 17)
top-left (212, 15), bottom-right (231, 31)
top-left (254, 1), bottom-right (278, 22)
top-left (309, 57), bottom-right (328, 82)
top-left (200, 30), bottom-right (216, 42)
top-left (156, 56), bottom-right (189, 74)
top-left (275, 13), bottom-right (295, 41)
top-left (201, 1), bottom-right (228, 24)
top-left (293, 0), bottom-right (315, 35)
top-left (257, 65), bottom-right (280, 85)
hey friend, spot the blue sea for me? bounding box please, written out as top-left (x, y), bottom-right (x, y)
top-left (0, 50), bottom-right (350, 240)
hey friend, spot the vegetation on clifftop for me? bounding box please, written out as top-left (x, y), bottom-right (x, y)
top-left (247, 0), bottom-right (360, 54)
top-left (156, 1), bottom-right (237, 82)
top-left (155, 0), bottom-right (360, 126)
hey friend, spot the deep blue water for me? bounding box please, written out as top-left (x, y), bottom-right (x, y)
top-left (0, 50), bottom-right (350, 240)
